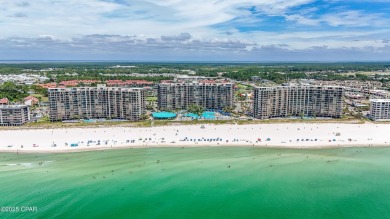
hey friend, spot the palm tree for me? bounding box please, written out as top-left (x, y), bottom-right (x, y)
top-left (188, 104), bottom-right (204, 116)
top-left (223, 106), bottom-right (233, 113)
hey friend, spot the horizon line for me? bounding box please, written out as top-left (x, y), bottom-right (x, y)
top-left (1, 60), bottom-right (390, 64)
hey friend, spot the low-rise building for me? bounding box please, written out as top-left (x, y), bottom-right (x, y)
top-left (0, 105), bottom-right (30, 126)
top-left (364, 90), bottom-right (390, 99)
top-left (58, 80), bottom-right (100, 87)
top-left (251, 76), bottom-right (261, 83)
top-left (370, 99), bottom-right (390, 121)
top-left (306, 80), bottom-right (382, 90)
top-left (0, 74), bottom-right (49, 85)
top-left (0, 98), bottom-right (9, 105)
top-left (106, 80), bottom-right (154, 87)
top-left (24, 96), bottom-right (39, 106)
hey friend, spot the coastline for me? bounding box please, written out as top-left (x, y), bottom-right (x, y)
top-left (1, 123), bottom-right (389, 154)
top-left (0, 144), bottom-right (386, 154)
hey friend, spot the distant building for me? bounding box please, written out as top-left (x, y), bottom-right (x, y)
top-left (157, 78), bottom-right (233, 111)
top-left (253, 86), bottom-right (344, 119)
top-left (24, 96), bottom-right (39, 106)
top-left (370, 99), bottom-right (390, 121)
top-left (365, 90), bottom-right (390, 99)
top-left (37, 82), bottom-right (57, 89)
top-left (48, 86), bottom-right (146, 121)
top-left (0, 98), bottom-right (9, 105)
top-left (251, 76), bottom-right (261, 82)
top-left (106, 80), bottom-right (154, 87)
top-left (173, 75), bottom-right (217, 83)
top-left (0, 105), bottom-right (30, 126)
top-left (307, 80), bottom-right (382, 91)
top-left (58, 80), bottom-right (100, 87)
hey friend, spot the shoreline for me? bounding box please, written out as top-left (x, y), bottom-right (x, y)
top-left (1, 123), bottom-right (389, 154)
top-left (0, 144), bottom-right (385, 154)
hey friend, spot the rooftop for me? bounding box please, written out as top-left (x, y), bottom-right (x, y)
top-left (254, 85), bottom-right (343, 89)
top-left (161, 80), bottom-right (232, 85)
top-left (48, 87), bottom-right (145, 91)
top-left (370, 99), bottom-right (390, 103)
top-left (0, 98), bottom-right (9, 104)
top-left (0, 105), bottom-right (28, 109)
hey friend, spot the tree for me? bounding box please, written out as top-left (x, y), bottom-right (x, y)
top-left (355, 112), bottom-right (363, 119)
top-left (0, 81), bottom-right (29, 102)
top-left (188, 104), bottom-right (205, 116)
top-left (31, 85), bottom-right (48, 96)
top-left (223, 106), bottom-right (234, 113)
top-left (140, 114), bottom-right (149, 120)
top-left (146, 104), bottom-right (154, 110)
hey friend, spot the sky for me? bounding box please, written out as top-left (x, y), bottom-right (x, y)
top-left (1, 0), bottom-right (390, 61)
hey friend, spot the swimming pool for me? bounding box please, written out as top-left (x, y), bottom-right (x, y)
top-left (202, 111), bottom-right (215, 119)
top-left (183, 113), bottom-right (199, 119)
top-left (152, 112), bottom-right (177, 119)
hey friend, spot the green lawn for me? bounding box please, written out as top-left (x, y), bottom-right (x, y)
top-left (236, 83), bottom-right (250, 89)
top-left (32, 94), bottom-right (49, 102)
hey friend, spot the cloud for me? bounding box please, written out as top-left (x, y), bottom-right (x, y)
top-left (15, 2), bottom-right (30, 7)
top-left (0, 0), bottom-right (390, 61)
top-left (320, 10), bottom-right (386, 27)
top-left (161, 33), bottom-right (191, 41)
top-left (0, 1), bottom-right (387, 36)
top-left (1, 33), bottom-right (390, 61)
top-left (9, 12), bottom-right (27, 18)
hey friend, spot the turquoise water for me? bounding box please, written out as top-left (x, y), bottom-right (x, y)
top-left (83, 119), bottom-right (96, 123)
top-left (152, 112), bottom-right (177, 119)
top-left (183, 112), bottom-right (215, 119)
top-left (183, 113), bottom-right (199, 119)
top-left (202, 111), bottom-right (215, 119)
top-left (1, 147), bottom-right (390, 218)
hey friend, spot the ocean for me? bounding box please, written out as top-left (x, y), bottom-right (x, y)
top-left (1, 147), bottom-right (390, 219)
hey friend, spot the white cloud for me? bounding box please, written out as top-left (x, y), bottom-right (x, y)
top-left (0, 0), bottom-right (318, 38)
top-left (0, 0), bottom-right (389, 60)
top-left (320, 10), bottom-right (386, 27)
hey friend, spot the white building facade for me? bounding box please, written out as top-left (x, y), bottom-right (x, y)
top-left (158, 81), bottom-right (233, 111)
top-left (0, 105), bottom-right (30, 126)
top-left (253, 86), bottom-right (344, 119)
top-left (370, 99), bottom-right (390, 121)
top-left (48, 86), bottom-right (146, 121)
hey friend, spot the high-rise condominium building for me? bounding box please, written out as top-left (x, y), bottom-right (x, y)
top-left (370, 99), bottom-right (390, 121)
top-left (253, 86), bottom-right (344, 119)
top-left (0, 105), bottom-right (30, 126)
top-left (157, 79), bottom-right (233, 111)
top-left (48, 86), bottom-right (145, 121)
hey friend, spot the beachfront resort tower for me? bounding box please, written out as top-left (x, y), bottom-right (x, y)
top-left (0, 105), bottom-right (30, 126)
top-left (48, 86), bottom-right (145, 121)
top-left (157, 79), bottom-right (233, 111)
top-left (253, 86), bottom-right (344, 119)
top-left (370, 99), bottom-right (390, 121)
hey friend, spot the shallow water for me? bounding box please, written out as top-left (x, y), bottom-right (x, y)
top-left (1, 147), bottom-right (390, 218)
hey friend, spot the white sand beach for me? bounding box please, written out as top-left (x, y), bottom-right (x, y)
top-left (1, 123), bottom-right (389, 153)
